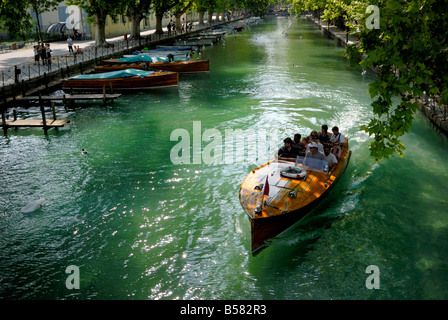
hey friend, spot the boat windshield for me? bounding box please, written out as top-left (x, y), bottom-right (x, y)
top-left (270, 151), bottom-right (329, 173)
top-left (295, 156), bottom-right (329, 172)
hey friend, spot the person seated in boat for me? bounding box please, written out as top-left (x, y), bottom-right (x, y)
top-left (292, 133), bottom-right (306, 156)
top-left (303, 142), bottom-right (326, 168)
top-left (324, 145), bottom-right (338, 170)
top-left (167, 54), bottom-right (174, 62)
top-left (309, 130), bottom-right (319, 141)
top-left (318, 124), bottom-right (331, 145)
top-left (306, 136), bottom-right (324, 153)
top-left (330, 126), bottom-right (345, 146)
top-left (278, 137), bottom-right (300, 160)
top-left (330, 141), bottom-right (342, 160)
top-left (301, 136), bottom-right (310, 150)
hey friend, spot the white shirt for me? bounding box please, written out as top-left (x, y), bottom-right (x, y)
top-left (67, 38), bottom-right (73, 46)
top-left (330, 132), bottom-right (345, 144)
top-left (325, 153), bottom-right (338, 166)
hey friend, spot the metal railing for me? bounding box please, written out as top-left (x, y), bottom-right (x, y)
top-left (423, 95), bottom-right (448, 121)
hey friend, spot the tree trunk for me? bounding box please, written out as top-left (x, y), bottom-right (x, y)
top-left (208, 12), bottom-right (213, 25)
top-left (94, 13), bottom-right (110, 47)
top-left (155, 14), bottom-right (164, 34)
top-left (130, 10), bottom-right (143, 39)
top-left (34, 8), bottom-right (43, 43)
top-left (198, 12), bottom-right (204, 25)
top-left (175, 15), bottom-right (182, 32)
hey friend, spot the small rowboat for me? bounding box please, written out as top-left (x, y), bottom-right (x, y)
top-left (239, 138), bottom-right (351, 253)
top-left (62, 68), bottom-right (178, 92)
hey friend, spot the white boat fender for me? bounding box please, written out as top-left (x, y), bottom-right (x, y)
top-left (280, 166), bottom-right (307, 180)
top-left (20, 198), bottom-right (45, 213)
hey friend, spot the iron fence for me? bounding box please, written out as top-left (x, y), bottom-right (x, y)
top-left (424, 96), bottom-right (448, 121)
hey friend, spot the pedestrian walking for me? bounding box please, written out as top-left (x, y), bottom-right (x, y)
top-left (67, 36), bottom-right (74, 53)
top-left (167, 21), bottom-right (172, 35)
top-left (33, 45), bottom-right (39, 65)
top-left (45, 43), bottom-right (52, 68)
top-left (39, 43), bottom-right (47, 66)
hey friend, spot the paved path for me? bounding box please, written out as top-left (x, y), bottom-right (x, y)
top-left (0, 28), bottom-right (168, 70)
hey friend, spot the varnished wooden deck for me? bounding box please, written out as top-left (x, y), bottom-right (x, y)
top-left (1, 119), bottom-right (70, 128)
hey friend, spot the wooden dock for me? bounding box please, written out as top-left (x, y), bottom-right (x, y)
top-left (1, 119), bottom-right (70, 128)
top-left (1, 103), bottom-right (70, 135)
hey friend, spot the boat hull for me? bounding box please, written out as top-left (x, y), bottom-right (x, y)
top-left (249, 165), bottom-right (344, 252)
top-left (62, 71), bottom-right (179, 91)
top-left (149, 60), bottom-right (209, 73)
top-left (239, 139), bottom-right (351, 253)
top-left (97, 60), bottom-right (209, 73)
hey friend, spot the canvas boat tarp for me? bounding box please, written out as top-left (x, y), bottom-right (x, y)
top-left (68, 68), bottom-right (155, 80)
top-left (117, 55), bottom-right (154, 63)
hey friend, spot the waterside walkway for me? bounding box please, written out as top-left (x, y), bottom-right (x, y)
top-left (0, 17), bottom-right (246, 97)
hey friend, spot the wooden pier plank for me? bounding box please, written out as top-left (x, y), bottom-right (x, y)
top-left (16, 94), bottom-right (122, 102)
top-left (1, 119), bottom-right (70, 128)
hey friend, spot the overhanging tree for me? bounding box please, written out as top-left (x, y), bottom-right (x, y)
top-left (173, 1), bottom-right (194, 32)
top-left (128, 0), bottom-right (152, 39)
top-left (153, 0), bottom-right (181, 34)
top-left (30, 0), bottom-right (60, 42)
top-left (346, 0), bottom-right (448, 160)
top-left (0, 0), bottom-right (60, 41)
top-left (292, 0), bottom-right (448, 161)
top-left (67, 0), bottom-right (127, 46)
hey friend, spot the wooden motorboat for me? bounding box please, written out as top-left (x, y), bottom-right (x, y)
top-left (98, 59), bottom-right (209, 73)
top-left (239, 138), bottom-right (351, 253)
top-left (148, 60), bottom-right (209, 73)
top-left (62, 68), bottom-right (178, 91)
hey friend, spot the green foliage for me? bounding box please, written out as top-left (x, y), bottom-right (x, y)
top-left (0, 0), bottom-right (57, 40)
top-left (347, 0), bottom-right (448, 161)
top-left (292, 0), bottom-right (448, 161)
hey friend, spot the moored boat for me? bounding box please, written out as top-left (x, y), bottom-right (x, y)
top-left (94, 63), bottom-right (147, 73)
top-left (98, 56), bottom-right (209, 73)
top-left (239, 138), bottom-right (351, 253)
top-left (62, 68), bottom-right (179, 92)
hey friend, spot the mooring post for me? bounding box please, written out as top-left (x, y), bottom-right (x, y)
top-left (21, 79), bottom-right (25, 97)
top-left (13, 108), bottom-right (17, 131)
top-left (2, 86), bottom-right (7, 105)
top-left (102, 85), bottom-right (106, 104)
top-left (51, 102), bottom-right (56, 121)
top-left (109, 81), bottom-right (113, 94)
top-left (1, 107), bottom-right (7, 136)
top-left (11, 85), bottom-right (16, 102)
top-left (44, 72), bottom-right (49, 95)
top-left (39, 93), bottom-right (48, 134)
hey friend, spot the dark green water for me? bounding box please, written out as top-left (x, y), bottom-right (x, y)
top-left (1, 17), bottom-right (448, 300)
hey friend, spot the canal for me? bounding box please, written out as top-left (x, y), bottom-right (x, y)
top-left (1, 17), bottom-right (448, 300)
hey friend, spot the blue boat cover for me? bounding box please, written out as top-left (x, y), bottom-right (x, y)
top-left (117, 55), bottom-right (154, 62)
top-left (68, 68), bottom-right (154, 80)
